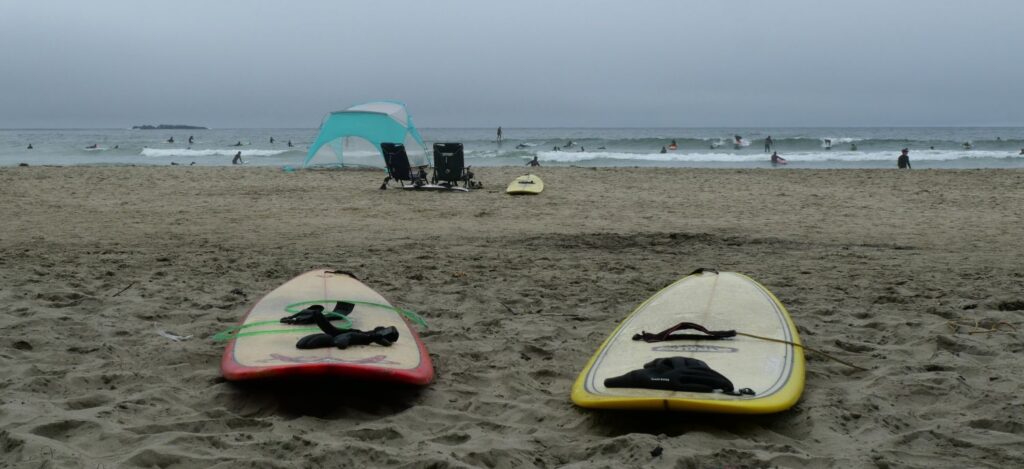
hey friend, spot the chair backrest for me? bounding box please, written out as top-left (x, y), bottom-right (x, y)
top-left (432, 143), bottom-right (465, 183)
top-left (381, 143), bottom-right (412, 181)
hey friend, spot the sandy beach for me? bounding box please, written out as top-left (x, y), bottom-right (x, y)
top-left (2, 165), bottom-right (1023, 468)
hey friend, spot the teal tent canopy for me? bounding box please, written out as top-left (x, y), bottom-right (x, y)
top-left (304, 101), bottom-right (428, 168)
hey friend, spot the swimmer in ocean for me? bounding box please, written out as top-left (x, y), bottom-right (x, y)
top-left (516, 143), bottom-right (528, 149)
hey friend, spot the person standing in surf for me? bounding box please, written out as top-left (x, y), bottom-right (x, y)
top-left (897, 148), bottom-right (911, 169)
top-left (764, 136), bottom-right (773, 153)
top-left (497, 126), bottom-right (503, 143)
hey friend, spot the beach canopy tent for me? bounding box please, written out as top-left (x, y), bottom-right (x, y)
top-left (304, 101), bottom-right (429, 168)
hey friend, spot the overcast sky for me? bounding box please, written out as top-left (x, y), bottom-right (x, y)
top-left (2, 0), bottom-right (1022, 128)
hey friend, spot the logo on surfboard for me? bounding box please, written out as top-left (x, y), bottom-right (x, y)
top-left (651, 345), bottom-right (738, 353)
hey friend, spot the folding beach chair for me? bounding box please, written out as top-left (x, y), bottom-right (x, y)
top-left (432, 143), bottom-right (480, 188)
top-left (380, 143), bottom-right (427, 189)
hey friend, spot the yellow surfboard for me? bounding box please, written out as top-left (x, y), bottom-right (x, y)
top-left (506, 174), bottom-right (544, 195)
top-left (572, 270), bottom-right (805, 413)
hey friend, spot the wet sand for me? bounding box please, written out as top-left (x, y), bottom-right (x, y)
top-left (1, 166), bottom-right (1023, 468)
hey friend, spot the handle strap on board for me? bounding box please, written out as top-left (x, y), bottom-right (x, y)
top-left (632, 321), bottom-right (737, 342)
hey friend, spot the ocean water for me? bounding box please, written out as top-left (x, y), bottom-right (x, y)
top-left (3, 127), bottom-right (1024, 169)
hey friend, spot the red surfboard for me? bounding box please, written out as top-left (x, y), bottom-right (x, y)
top-left (220, 269), bottom-right (433, 385)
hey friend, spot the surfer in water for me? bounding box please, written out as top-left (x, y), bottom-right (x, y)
top-left (669, 139), bottom-right (678, 150)
top-left (897, 148), bottom-right (911, 169)
top-left (764, 136), bottom-right (773, 153)
top-left (771, 151), bottom-right (787, 165)
top-left (527, 156), bottom-right (541, 167)
top-left (287, 140), bottom-right (294, 147)
top-left (85, 144), bottom-right (98, 149)
top-left (270, 137), bottom-right (275, 144)
top-left (233, 141), bottom-right (243, 147)
top-left (167, 136), bottom-right (174, 144)
top-left (824, 139), bottom-right (832, 150)
top-left (232, 151), bottom-right (243, 165)
top-left (1019, 148), bottom-right (1024, 155)
top-left (660, 146), bottom-right (667, 154)
top-left (27, 144), bottom-right (33, 149)
top-left (515, 143), bottom-right (528, 149)
top-left (188, 135), bottom-right (194, 144)
top-left (851, 143), bottom-right (858, 151)
top-left (497, 126), bottom-right (503, 143)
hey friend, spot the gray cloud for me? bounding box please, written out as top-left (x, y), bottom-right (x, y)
top-left (1, 0), bottom-right (1022, 128)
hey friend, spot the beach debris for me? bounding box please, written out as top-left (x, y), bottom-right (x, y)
top-left (156, 330), bottom-right (193, 342)
top-left (997, 300), bottom-right (1024, 311)
top-left (112, 282), bottom-right (135, 297)
top-left (12, 340), bottom-right (33, 351)
top-left (946, 319), bottom-right (1017, 335)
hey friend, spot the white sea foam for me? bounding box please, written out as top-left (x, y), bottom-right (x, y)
top-left (141, 148), bottom-right (291, 158)
top-left (535, 150), bottom-right (1019, 163)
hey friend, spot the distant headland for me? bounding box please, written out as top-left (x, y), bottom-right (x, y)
top-left (132, 124), bottom-right (208, 130)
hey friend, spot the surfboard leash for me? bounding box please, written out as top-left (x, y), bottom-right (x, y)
top-left (733, 332), bottom-right (870, 372)
top-left (212, 299), bottom-right (427, 341)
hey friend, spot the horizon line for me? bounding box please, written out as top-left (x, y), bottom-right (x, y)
top-left (4, 125), bottom-right (1024, 131)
